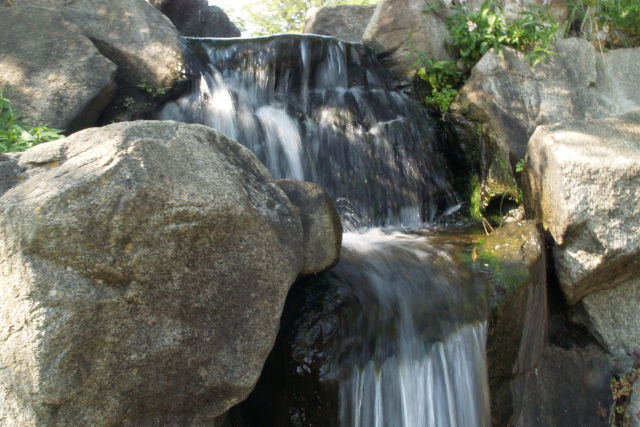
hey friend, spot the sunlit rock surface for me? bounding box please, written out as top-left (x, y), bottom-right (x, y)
top-left (449, 38), bottom-right (640, 209)
top-left (154, 0), bottom-right (241, 37)
top-left (523, 111), bottom-right (640, 305)
top-left (0, 121), bottom-right (306, 425)
top-left (4, 0), bottom-right (184, 89)
top-left (362, 0), bottom-right (451, 81)
top-left (0, 6), bottom-right (117, 131)
top-left (304, 5), bottom-right (376, 43)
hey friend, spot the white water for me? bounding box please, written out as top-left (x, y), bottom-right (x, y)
top-left (160, 36), bottom-right (455, 227)
top-left (161, 35), bottom-right (489, 426)
top-left (340, 324), bottom-right (488, 427)
top-left (332, 230), bottom-right (490, 427)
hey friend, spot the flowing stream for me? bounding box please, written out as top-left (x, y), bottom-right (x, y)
top-left (160, 35), bottom-right (490, 426)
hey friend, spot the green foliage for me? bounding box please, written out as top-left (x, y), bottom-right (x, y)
top-left (0, 87), bottom-right (64, 153)
top-left (415, 56), bottom-right (463, 115)
top-left (496, 156), bottom-right (522, 204)
top-left (469, 174), bottom-right (483, 220)
top-left (598, 0), bottom-right (640, 43)
top-left (471, 239), bottom-right (529, 291)
top-left (416, 0), bottom-right (559, 114)
top-left (568, 0), bottom-right (640, 47)
top-left (607, 351), bottom-right (640, 426)
top-left (244, 0), bottom-right (376, 36)
top-left (425, 86), bottom-right (459, 116)
top-left (416, 56), bottom-right (464, 89)
top-left (515, 158), bottom-right (525, 173)
top-left (136, 79), bottom-right (166, 98)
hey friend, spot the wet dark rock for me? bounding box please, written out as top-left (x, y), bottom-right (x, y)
top-left (473, 221), bottom-right (547, 426)
top-left (232, 229), bottom-right (489, 426)
top-left (514, 299), bottom-right (613, 427)
top-left (230, 274), bottom-right (343, 427)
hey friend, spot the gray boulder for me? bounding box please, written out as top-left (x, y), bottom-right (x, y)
top-left (522, 111), bottom-right (640, 305)
top-left (304, 5), bottom-right (376, 43)
top-left (157, 0), bottom-right (241, 37)
top-left (0, 6), bottom-right (116, 131)
top-left (574, 277), bottom-right (640, 364)
top-left (515, 340), bottom-right (612, 427)
top-left (450, 38), bottom-right (640, 208)
top-left (359, 0), bottom-right (567, 83)
top-left (0, 121), bottom-right (304, 425)
top-left (277, 179), bottom-right (342, 275)
top-left (5, 0), bottom-right (184, 89)
top-left (362, 0), bottom-right (451, 81)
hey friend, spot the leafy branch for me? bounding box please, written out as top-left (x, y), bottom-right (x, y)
top-left (0, 87), bottom-right (64, 153)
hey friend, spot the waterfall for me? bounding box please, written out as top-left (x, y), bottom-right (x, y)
top-left (160, 35), bottom-right (490, 426)
top-left (334, 231), bottom-right (489, 427)
top-left (160, 35), bottom-right (455, 228)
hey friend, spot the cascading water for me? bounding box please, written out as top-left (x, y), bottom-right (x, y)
top-left (160, 35), bottom-right (454, 227)
top-left (161, 35), bottom-right (490, 426)
top-left (334, 231), bottom-right (489, 427)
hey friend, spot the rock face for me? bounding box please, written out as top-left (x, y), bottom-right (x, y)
top-left (304, 5), bottom-right (376, 43)
top-left (450, 38), bottom-right (640, 208)
top-left (631, 379), bottom-right (640, 427)
top-left (575, 277), bottom-right (640, 363)
top-left (362, 0), bottom-right (451, 81)
top-left (523, 111), bottom-right (640, 305)
top-left (0, 6), bottom-right (117, 131)
top-left (0, 121), bottom-right (306, 425)
top-left (157, 0), bottom-right (241, 37)
top-left (277, 179), bottom-right (342, 275)
top-left (516, 338), bottom-right (612, 427)
top-left (476, 221), bottom-right (547, 426)
top-left (4, 0), bottom-right (184, 89)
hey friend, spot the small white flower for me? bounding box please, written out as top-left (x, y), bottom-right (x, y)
top-left (542, 0), bottom-right (550, 5)
top-left (467, 20), bottom-right (477, 31)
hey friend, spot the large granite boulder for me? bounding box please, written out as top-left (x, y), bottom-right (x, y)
top-left (522, 111), bottom-right (640, 305)
top-left (362, 0), bottom-right (451, 81)
top-left (0, 6), bottom-right (116, 131)
top-left (0, 121), bottom-right (307, 425)
top-left (449, 38), bottom-right (640, 208)
top-left (157, 0), bottom-right (241, 37)
top-left (4, 0), bottom-right (184, 89)
top-left (277, 179), bottom-right (342, 275)
top-left (473, 220), bottom-right (547, 426)
top-left (304, 5), bottom-right (376, 43)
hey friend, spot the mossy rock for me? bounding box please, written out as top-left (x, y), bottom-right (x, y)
top-left (470, 220), bottom-right (548, 426)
